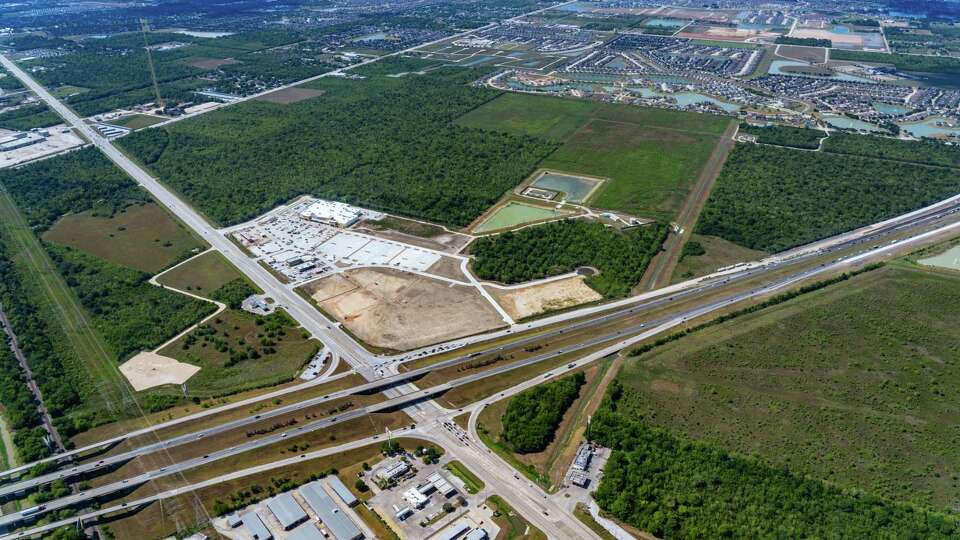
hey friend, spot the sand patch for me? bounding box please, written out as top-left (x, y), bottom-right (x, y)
top-left (489, 276), bottom-right (602, 321)
top-left (120, 352), bottom-right (200, 391)
top-left (256, 87), bottom-right (325, 104)
top-left (303, 268), bottom-right (504, 350)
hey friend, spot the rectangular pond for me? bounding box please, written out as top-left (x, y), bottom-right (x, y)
top-left (531, 172), bottom-right (602, 203)
top-left (474, 202), bottom-right (570, 233)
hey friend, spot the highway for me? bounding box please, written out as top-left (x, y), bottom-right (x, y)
top-left (4, 13), bottom-right (960, 537)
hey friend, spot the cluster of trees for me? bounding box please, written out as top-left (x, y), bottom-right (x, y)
top-left (47, 244), bottom-right (215, 360)
top-left (739, 123), bottom-right (823, 149)
top-left (501, 372), bottom-right (585, 453)
top-left (120, 64), bottom-right (557, 227)
top-left (696, 144), bottom-right (960, 252)
top-left (0, 105), bottom-right (61, 131)
top-left (210, 278), bottom-right (258, 309)
top-left (822, 132), bottom-right (960, 167)
top-left (831, 49), bottom-right (960, 74)
top-left (775, 36), bottom-right (832, 47)
top-left (587, 380), bottom-right (960, 539)
top-left (679, 241), bottom-right (705, 260)
top-left (471, 220), bottom-right (668, 298)
top-left (0, 147), bottom-right (148, 231)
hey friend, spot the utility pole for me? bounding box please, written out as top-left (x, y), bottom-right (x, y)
top-left (140, 18), bottom-right (165, 109)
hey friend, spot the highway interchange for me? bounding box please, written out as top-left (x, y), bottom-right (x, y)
top-left (4, 7), bottom-right (960, 538)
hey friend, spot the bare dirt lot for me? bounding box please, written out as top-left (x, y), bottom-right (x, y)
top-left (776, 44), bottom-right (827, 63)
top-left (255, 87), bottom-right (326, 104)
top-left (188, 57), bottom-right (241, 69)
top-left (120, 351), bottom-right (199, 391)
top-left (487, 276), bottom-right (601, 321)
top-left (304, 268), bottom-right (504, 350)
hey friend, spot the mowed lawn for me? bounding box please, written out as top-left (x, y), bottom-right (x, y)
top-left (44, 202), bottom-right (204, 274)
top-left (619, 263), bottom-right (960, 510)
top-left (157, 250), bottom-right (242, 296)
top-left (456, 93), bottom-right (731, 221)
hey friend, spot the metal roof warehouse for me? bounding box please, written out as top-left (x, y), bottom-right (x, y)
top-left (299, 481), bottom-right (363, 540)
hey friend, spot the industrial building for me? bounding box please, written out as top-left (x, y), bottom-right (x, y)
top-left (0, 130), bottom-right (46, 151)
top-left (402, 486), bottom-right (429, 509)
top-left (241, 511), bottom-right (273, 540)
top-left (299, 481), bottom-right (363, 540)
top-left (426, 472), bottom-right (457, 498)
top-left (573, 444), bottom-right (592, 471)
top-left (395, 506), bottom-right (413, 521)
top-left (267, 492), bottom-right (309, 530)
top-left (300, 199), bottom-right (364, 228)
top-left (286, 524), bottom-right (326, 540)
top-left (466, 529), bottom-right (490, 540)
top-left (329, 476), bottom-right (359, 507)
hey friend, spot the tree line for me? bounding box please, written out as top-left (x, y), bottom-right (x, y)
top-left (471, 219), bottom-right (668, 298)
top-left (739, 123), bottom-right (823, 149)
top-left (501, 372), bottom-right (585, 453)
top-left (587, 380), bottom-right (960, 539)
top-left (822, 132), bottom-right (960, 168)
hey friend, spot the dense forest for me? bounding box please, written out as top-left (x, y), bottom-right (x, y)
top-left (831, 49), bottom-right (960, 74)
top-left (695, 143), bottom-right (960, 252)
top-left (210, 278), bottom-right (258, 309)
top-left (738, 123), bottom-right (823, 149)
top-left (119, 62), bottom-right (556, 227)
top-left (501, 372), bottom-right (584, 453)
top-left (471, 219), bottom-right (668, 298)
top-left (587, 380), bottom-right (960, 539)
top-left (0, 147), bottom-right (148, 231)
top-left (822, 132), bottom-right (960, 167)
top-left (47, 245), bottom-right (215, 360)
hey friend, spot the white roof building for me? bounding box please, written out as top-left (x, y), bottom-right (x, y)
top-left (403, 487), bottom-right (430, 509)
top-left (300, 200), bottom-right (363, 228)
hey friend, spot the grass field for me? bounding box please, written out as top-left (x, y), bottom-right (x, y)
top-left (43, 202), bottom-right (204, 274)
top-left (617, 263), bottom-right (960, 510)
top-left (0, 185), bottom-right (129, 418)
top-left (444, 460), bottom-right (485, 494)
top-left (157, 309), bottom-right (320, 397)
top-left (456, 93), bottom-right (731, 221)
top-left (486, 495), bottom-right (547, 540)
top-left (113, 114), bottom-right (167, 130)
top-left (573, 503), bottom-right (617, 540)
top-left (156, 250), bottom-right (243, 296)
top-left (671, 233), bottom-right (769, 282)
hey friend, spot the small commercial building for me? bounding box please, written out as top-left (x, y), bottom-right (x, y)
top-left (241, 511), bottom-right (273, 540)
top-left (376, 460), bottom-right (409, 482)
top-left (435, 522), bottom-right (471, 540)
top-left (267, 492), bottom-right (308, 530)
top-left (328, 476), bottom-right (358, 507)
top-left (466, 529), bottom-right (489, 540)
top-left (573, 444), bottom-right (592, 471)
top-left (299, 481), bottom-right (363, 540)
top-left (427, 472), bottom-right (457, 498)
top-left (403, 486), bottom-right (430, 509)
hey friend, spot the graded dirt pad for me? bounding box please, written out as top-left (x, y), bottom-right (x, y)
top-left (488, 277), bottom-right (601, 321)
top-left (305, 268), bottom-right (504, 350)
top-left (255, 87), bottom-right (325, 104)
top-left (120, 352), bottom-right (199, 391)
top-left (188, 57), bottom-right (240, 69)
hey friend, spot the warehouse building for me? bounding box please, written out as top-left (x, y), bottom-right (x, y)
top-left (241, 511), bottom-right (273, 540)
top-left (329, 476), bottom-right (358, 507)
top-left (435, 522), bottom-right (470, 540)
top-left (286, 524), bottom-right (326, 540)
top-left (267, 492), bottom-right (309, 530)
top-left (299, 481), bottom-right (363, 540)
top-left (300, 199), bottom-right (364, 228)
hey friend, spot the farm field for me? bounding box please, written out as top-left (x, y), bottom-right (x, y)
top-left (696, 143), bottom-right (960, 251)
top-left (614, 263), bottom-right (960, 510)
top-left (43, 202), bottom-right (204, 274)
top-left (457, 92), bottom-right (731, 221)
top-left (119, 62), bottom-right (555, 227)
top-left (157, 309), bottom-right (320, 397)
top-left (156, 250), bottom-right (243, 296)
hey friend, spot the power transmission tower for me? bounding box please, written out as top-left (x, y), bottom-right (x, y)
top-left (140, 18), bottom-right (165, 109)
